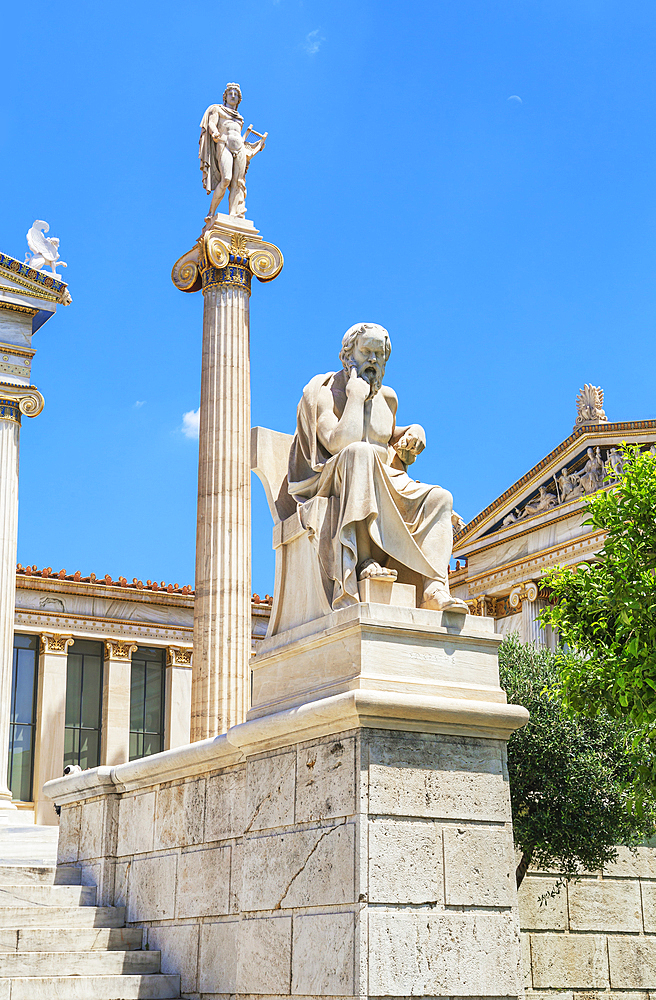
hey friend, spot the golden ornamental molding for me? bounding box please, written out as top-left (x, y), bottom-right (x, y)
top-left (166, 645), bottom-right (193, 667)
top-left (104, 639), bottom-right (138, 660)
top-left (0, 281), bottom-right (61, 305)
top-left (0, 342), bottom-right (35, 359)
top-left (0, 302), bottom-right (38, 317)
top-left (39, 633), bottom-right (74, 654)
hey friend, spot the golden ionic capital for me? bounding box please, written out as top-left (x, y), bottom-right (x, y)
top-left (171, 225), bottom-right (283, 295)
top-left (40, 633), bottom-right (74, 655)
top-left (166, 645), bottom-right (193, 667)
top-left (104, 639), bottom-right (138, 661)
top-left (0, 383), bottom-right (45, 423)
top-left (509, 581), bottom-right (539, 610)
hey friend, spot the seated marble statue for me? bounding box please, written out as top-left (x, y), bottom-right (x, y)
top-left (287, 322), bottom-right (468, 614)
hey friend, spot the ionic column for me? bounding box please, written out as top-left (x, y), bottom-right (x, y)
top-left (33, 632), bottom-right (74, 825)
top-left (172, 220), bottom-right (283, 739)
top-left (0, 385), bottom-right (44, 816)
top-left (510, 581), bottom-right (549, 646)
top-left (165, 646), bottom-right (193, 749)
top-left (101, 639), bottom-right (137, 765)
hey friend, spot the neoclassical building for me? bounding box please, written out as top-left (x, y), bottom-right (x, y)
top-left (10, 567), bottom-right (272, 824)
top-left (450, 386), bottom-right (655, 645)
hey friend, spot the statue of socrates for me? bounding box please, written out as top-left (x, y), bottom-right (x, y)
top-left (199, 83), bottom-right (267, 220)
top-left (288, 323), bottom-right (468, 613)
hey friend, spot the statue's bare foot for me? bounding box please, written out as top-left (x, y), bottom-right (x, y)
top-left (420, 582), bottom-right (468, 614)
top-left (357, 558), bottom-right (398, 581)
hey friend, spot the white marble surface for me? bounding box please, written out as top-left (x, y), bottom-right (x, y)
top-left (193, 277), bottom-right (251, 738)
top-left (0, 416), bottom-right (24, 818)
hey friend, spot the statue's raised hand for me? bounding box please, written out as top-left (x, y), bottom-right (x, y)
top-left (397, 424), bottom-right (426, 457)
top-left (345, 366), bottom-right (371, 401)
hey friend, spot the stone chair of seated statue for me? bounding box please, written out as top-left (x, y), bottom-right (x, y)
top-left (251, 322), bottom-right (468, 638)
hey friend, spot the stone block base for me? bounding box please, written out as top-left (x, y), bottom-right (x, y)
top-left (47, 604), bottom-right (527, 998)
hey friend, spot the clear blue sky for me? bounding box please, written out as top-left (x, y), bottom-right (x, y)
top-left (2, 1), bottom-right (656, 593)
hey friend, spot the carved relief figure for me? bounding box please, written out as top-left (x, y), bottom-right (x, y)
top-left (605, 446), bottom-right (624, 480)
top-left (24, 221), bottom-right (67, 277)
top-left (557, 466), bottom-right (584, 502)
top-left (287, 323), bottom-right (468, 613)
top-left (521, 485), bottom-right (557, 518)
top-left (502, 508), bottom-right (522, 527)
top-left (199, 83), bottom-right (267, 221)
top-left (579, 446), bottom-right (604, 494)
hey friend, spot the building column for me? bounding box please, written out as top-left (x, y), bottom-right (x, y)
top-left (0, 385), bottom-right (44, 817)
top-left (165, 646), bottom-right (193, 749)
top-left (172, 220), bottom-right (283, 739)
top-left (33, 632), bottom-right (73, 825)
top-left (101, 640), bottom-right (137, 766)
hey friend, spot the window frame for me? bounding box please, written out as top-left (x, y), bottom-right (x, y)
top-left (129, 645), bottom-right (166, 761)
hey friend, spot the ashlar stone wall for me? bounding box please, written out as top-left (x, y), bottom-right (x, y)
top-left (519, 847), bottom-right (656, 996)
top-left (55, 727), bottom-right (523, 1000)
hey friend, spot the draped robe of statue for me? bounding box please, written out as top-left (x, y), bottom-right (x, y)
top-left (287, 372), bottom-right (455, 609)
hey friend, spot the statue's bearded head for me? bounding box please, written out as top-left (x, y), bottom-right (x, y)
top-left (339, 323), bottom-right (391, 398)
top-left (223, 83), bottom-right (242, 108)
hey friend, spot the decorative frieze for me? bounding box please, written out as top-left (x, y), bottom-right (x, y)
top-left (39, 633), bottom-right (74, 654)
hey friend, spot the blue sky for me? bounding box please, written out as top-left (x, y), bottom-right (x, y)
top-left (2, 0), bottom-right (656, 593)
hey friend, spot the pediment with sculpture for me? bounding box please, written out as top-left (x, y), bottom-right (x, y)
top-left (454, 384), bottom-right (656, 548)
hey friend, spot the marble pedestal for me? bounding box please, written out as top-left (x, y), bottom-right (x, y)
top-left (46, 603), bottom-right (527, 999)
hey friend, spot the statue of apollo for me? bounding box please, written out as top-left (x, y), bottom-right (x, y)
top-left (288, 323), bottom-right (468, 613)
top-left (199, 83), bottom-right (267, 220)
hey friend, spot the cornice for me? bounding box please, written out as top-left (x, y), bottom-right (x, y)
top-left (15, 573), bottom-right (194, 606)
top-left (0, 252), bottom-right (68, 302)
top-left (466, 529), bottom-right (605, 596)
top-left (455, 506), bottom-right (587, 560)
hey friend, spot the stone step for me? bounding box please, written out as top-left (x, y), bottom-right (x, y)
top-left (0, 826), bottom-right (58, 868)
top-left (0, 950), bottom-right (161, 976)
top-left (0, 927), bottom-right (143, 952)
top-left (0, 906), bottom-right (125, 928)
top-left (0, 884), bottom-right (96, 907)
top-left (0, 866), bottom-right (81, 886)
top-left (4, 973), bottom-right (180, 999)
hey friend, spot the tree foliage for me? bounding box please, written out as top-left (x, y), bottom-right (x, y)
top-left (540, 446), bottom-right (656, 745)
top-left (500, 635), bottom-right (655, 888)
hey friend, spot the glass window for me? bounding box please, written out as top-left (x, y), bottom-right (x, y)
top-left (64, 639), bottom-right (103, 771)
top-left (130, 646), bottom-right (165, 761)
top-left (8, 634), bottom-right (38, 801)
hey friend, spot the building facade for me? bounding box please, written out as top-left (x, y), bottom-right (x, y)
top-left (450, 397), bottom-right (656, 645)
top-left (10, 564), bottom-right (272, 824)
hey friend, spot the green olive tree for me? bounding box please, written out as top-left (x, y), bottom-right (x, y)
top-left (541, 446), bottom-right (656, 764)
top-left (500, 635), bottom-right (655, 888)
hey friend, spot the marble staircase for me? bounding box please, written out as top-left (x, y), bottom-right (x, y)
top-left (0, 864), bottom-right (180, 998)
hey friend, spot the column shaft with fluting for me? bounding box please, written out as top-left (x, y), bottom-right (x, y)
top-left (172, 220), bottom-right (283, 740)
top-left (0, 412), bottom-right (20, 812)
top-left (193, 266), bottom-right (252, 738)
top-left (0, 385), bottom-right (44, 812)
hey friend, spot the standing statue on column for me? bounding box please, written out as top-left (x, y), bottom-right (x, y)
top-left (199, 83), bottom-right (267, 221)
top-left (288, 323), bottom-right (469, 613)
